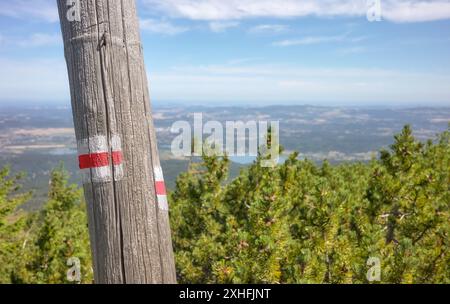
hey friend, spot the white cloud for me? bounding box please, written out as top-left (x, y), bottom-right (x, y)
top-left (272, 32), bottom-right (366, 47)
top-left (140, 18), bottom-right (189, 35)
top-left (272, 32), bottom-right (367, 47)
top-left (142, 0), bottom-right (450, 23)
top-left (209, 21), bottom-right (240, 32)
top-left (248, 24), bottom-right (289, 34)
top-left (0, 0), bottom-right (58, 23)
top-left (383, 1), bottom-right (450, 22)
top-left (142, 0), bottom-right (364, 20)
top-left (2, 0), bottom-right (449, 24)
top-left (273, 34), bottom-right (348, 47)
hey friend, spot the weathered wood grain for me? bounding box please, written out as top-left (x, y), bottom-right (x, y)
top-left (56, 0), bottom-right (176, 284)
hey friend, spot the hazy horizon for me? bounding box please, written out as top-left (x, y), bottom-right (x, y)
top-left (1, 99), bottom-right (450, 109)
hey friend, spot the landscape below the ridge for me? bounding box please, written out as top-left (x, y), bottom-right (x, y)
top-left (0, 103), bottom-right (449, 210)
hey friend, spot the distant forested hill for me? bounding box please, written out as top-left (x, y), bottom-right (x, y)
top-left (1, 105), bottom-right (449, 211)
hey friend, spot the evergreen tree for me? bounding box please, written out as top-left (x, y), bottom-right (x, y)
top-left (0, 167), bottom-right (30, 283)
top-left (170, 126), bottom-right (450, 283)
top-left (17, 165), bottom-right (93, 284)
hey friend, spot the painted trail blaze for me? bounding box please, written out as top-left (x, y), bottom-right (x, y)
top-left (77, 135), bottom-right (124, 183)
top-left (154, 166), bottom-right (169, 211)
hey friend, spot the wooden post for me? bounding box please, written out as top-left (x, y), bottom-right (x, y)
top-left (56, 0), bottom-right (177, 283)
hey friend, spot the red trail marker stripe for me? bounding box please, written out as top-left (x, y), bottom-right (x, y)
top-left (155, 181), bottom-right (166, 196)
top-left (112, 151), bottom-right (123, 166)
top-left (79, 152), bottom-right (110, 169)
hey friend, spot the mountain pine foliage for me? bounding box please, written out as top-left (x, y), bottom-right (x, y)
top-left (0, 125), bottom-right (449, 283)
top-left (170, 125), bottom-right (450, 283)
top-left (0, 165), bottom-right (92, 283)
top-left (0, 167), bottom-right (30, 283)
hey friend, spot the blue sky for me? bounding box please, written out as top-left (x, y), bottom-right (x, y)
top-left (0, 0), bottom-right (450, 106)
